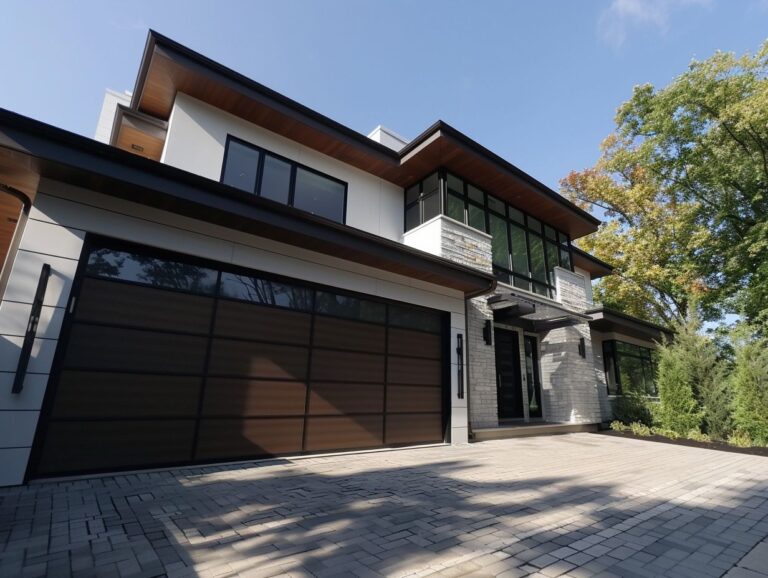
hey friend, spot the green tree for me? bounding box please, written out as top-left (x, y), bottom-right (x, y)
top-left (730, 325), bottom-right (768, 445)
top-left (562, 42), bottom-right (768, 324)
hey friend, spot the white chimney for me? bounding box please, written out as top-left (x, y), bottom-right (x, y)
top-left (367, 125), bottom-right (409, 151)
top-left (94, 89), bottom-right (132, 144)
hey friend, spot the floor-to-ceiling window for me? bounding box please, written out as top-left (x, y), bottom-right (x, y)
top-left (603, 340), bottom-right (657, 396)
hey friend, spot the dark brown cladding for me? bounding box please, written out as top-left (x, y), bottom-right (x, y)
top-left (130, 30), bottom-right (600, 239)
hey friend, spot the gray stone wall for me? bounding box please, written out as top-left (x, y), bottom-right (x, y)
top-left (438, 217), bottom-right (493, 273)
top-left (467, 297), bottom-right (498, 428)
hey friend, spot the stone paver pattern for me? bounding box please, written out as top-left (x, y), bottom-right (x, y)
top-left (2, 433), bottom-right (768, 577)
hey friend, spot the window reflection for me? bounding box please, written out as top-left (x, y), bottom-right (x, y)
top-left (220, 273), bottom-right (313, 310)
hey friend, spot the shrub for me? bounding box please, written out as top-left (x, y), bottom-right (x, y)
top-left (730, 326), bottom-right (768, 445)
top-left (728, 430), bottom-right (752, 448)
top-left (629, 422), bottom-right (651, 436)
top-left (655, 339), bottom-right (703, 435)
top-left (686, 429), bottom-right (710, 443)
top-left (651, 427), bottom-right (680, 439)
top-left (699, 364), bottom-right (732, 441)
top-left (610, 420), bottom-right (628, 432)
top-left (613, 391), bottom-right (653, 426)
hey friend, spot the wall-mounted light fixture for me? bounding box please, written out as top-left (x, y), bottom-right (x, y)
top-left (456, 333), bottom-right (464, 399)
top-left (483, 320), bottom-right (493, 345)
top-left (578, 337), bottom-right (586, 358)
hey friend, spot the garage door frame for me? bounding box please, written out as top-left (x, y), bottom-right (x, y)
top-left (27, 234), bottom-right (452, 480)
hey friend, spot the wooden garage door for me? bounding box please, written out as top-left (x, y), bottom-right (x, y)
top-left (32, 237), bottom-right (448, 476)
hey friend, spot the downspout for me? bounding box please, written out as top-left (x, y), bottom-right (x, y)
top-left (464, 278), bottom-right (497, 441)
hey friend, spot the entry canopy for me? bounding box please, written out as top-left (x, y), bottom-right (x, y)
top-left (488, 290), bottom-right (591, 331)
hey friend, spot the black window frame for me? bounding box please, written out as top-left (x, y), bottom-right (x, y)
top-left (403, 168), bottom-right (574, 298)
top-left (220, 135), bottom-right (348, 224)
top-left (603, 339), bottom-right (658, 397)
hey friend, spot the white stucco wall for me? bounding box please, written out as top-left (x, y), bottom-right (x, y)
top-left (161, 93), bottom-right (405, 242)
top-left (574, 266), bottom-right (593, 305)
top-left (0, 178), bottom-right (470, 486)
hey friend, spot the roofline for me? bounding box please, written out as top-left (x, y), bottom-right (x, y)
top-left (0, 107), bottom-right (496, 297)
top-left (571, 245), bottom-right (614, 273)
top-left (132, 30), bottom-right (601, 230)
top-left (586, 306), bottom-right (673, 336)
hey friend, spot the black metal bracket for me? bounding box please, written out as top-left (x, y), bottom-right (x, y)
top-left (456, 333), bottom-right (464, 399)
top-left (12, 263), bottom-right (51, 394)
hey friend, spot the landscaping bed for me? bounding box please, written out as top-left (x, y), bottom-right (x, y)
top-left (597, 429), bottom-right (768, 457)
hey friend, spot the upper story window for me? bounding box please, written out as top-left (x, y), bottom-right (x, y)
top-left (220, 135), bottom-right (347, 224)
top-left (405, 169), bottom-right (573, 298)
top-left (603, 340), bottom-right (658, 397)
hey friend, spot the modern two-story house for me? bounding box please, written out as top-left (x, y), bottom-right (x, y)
top-left (0, 31), bottom-right (668, 486)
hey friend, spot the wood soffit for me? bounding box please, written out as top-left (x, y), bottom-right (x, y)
top-left (132, 31), bottom-right (599, 239)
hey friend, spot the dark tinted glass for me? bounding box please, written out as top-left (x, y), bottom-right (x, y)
top-left (509, 225), bottom-right (529, 275)
top-left (513, 276), bottom-right (530, 291)
top-left (468, 203), bottom-right (486, 232)
top-left (389, 305), bottom-right (441, 333)
top-left (220, 273), bottom-right (312, 310)
top-left (86, 247), bottom-right (218, 295)
top-left (560, 248), bottom-right (572, 270)
top-left (509, 207), bottom-right (524, 224)
top-left (544, 225), bottom-right (557, 240)
top-left (405, 204), bottom-right (420, 231)
top-left (315, 291), bottom-right (386, 323)
top-left (447, 174), bottom-right (464, 196)
top-left (533, 282), bottom-right (549, 296)
top-left (406, 185), bottom-right (420, 205)
top-left (446, 193), bottom-right (465, 223)
top-left (489, 214), bottom-right (510, 268)
top-left (422, 191), bottom-right (440, 222)
top-left (528, 235), bottom-right (547, 282)
top-left (422, 172), bottom-right (439, 195)
top-left (260, 154), bottom-right (292, 204)
top-left (546, 241), bottom-right (560, 284)
top-left (293, 168), bottom-right (346, 223)
top-left (493, 268), bottom-right (511, 284)
top-left (527, 216), bottom-right (542, 234)
top-left (222, 141), bottom-right (260, 193)
top-left (488, 195), bottom-right (505, 214)
top-left (467, 184), bottom-right (484, 204)
top-left (559, 232), bottom-right (569, 246)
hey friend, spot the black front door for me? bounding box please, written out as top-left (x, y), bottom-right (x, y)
top-left (495, 328), bottom-right (524, 419)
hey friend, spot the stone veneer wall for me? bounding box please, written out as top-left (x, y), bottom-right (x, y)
top-left (538, 268), bottom-right (603, 423)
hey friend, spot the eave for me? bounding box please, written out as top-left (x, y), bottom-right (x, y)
top-left (587, 307), bottom-right (673, 342)
top-left (571, 246), bottom-right (613, 279)
top-left (0, 108), bottom-right (496, 298)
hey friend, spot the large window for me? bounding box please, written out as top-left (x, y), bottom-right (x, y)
top-left (220, 136), bottom-right (347, 224)
top-left (603, 340), bottom-right (657, 396)
top-left (405, 170), bottom-right (573, 298)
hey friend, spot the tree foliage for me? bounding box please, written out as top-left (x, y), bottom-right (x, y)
top-left (561, 42), bottom-right (768, 324)
top-left (730, 325), bottom-right (768, 445)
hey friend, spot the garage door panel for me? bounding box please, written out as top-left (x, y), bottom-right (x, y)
top-left (387, 356), bottom-right (442, 386)
top-left (311, 350), bottom-right (385, 383)
top-left (215, 301), bottom-right (311, 345)
top-left (312, 317), bottom-right (385, 353)
top-left (75, 278), bottom-right (214, 334)
top-left (195, 418), bottom-right (304, 459)
top-left (37, 420), bottom-right (196, 475)
top-left (208, 339), bottom-right (309, 379)
top-left (63, 325), bottom-right (208, 373)
top-left (202, 379), bottom-right (307, 416)
top-left (386, 386), bottom-right (442, 413)
top-left (388, 328), bottom-right (441, 359)
top-left (386, 413), bottom-right (443, 444)
top-left (52, 371), bottom-right (202, 418)
top-left (309, 383), bottom-right (383, 415)
top-left (304, 416), bottom-right (383, 451)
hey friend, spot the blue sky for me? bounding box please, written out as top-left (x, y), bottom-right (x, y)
top-left (2, 0), bottom-right (767, 192)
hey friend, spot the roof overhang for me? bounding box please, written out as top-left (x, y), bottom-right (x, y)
top-left (110, 105), bottom-right (167, 161)
top-left (0, 107), bottom-right (496, 298)
top-left (130, 31), bottom-right (600, 240)
top-left (587, 307), bottom-right (672, 342)
top-left (488, 290), bottom-right (591, 331)
top-left (571, 246), bottom-right (613, 278)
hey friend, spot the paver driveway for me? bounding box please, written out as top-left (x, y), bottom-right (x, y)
top-left (2, 434), bottom-right (768, 578)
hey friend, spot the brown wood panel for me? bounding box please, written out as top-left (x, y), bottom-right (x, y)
top-left (36, 420), bottom-right (196, 474)
top-left (308, 383), bottom-right (383, 415)
top-left (75, 278), bottom-right (214, 333)
top-left (313, 317), bottom-right (385, 353)
top-left (52, 371), bottom-right (201, 418)
top-left (386, 386), bottom-right (442, 414)
top-left (202, 379), bottom-right (307, 416)
top-left (304, 416), bottom-right (383, 451)
top-left (208, 338), bottom-right (309, 379)
top-left (63, 325), bottom-right (208, 373)
top-left (311, 350), bottom-right (385, 383)
top-left (195, 418), bottom-right (304, 459)
top-left (387, 356), bottom-right (442, 386)
top-left (385, 413), bottom-right (443, 444)
top-left (215, 301), bottom-right (311, 345)
top-left (388, 328), bottom-right (442, 359)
